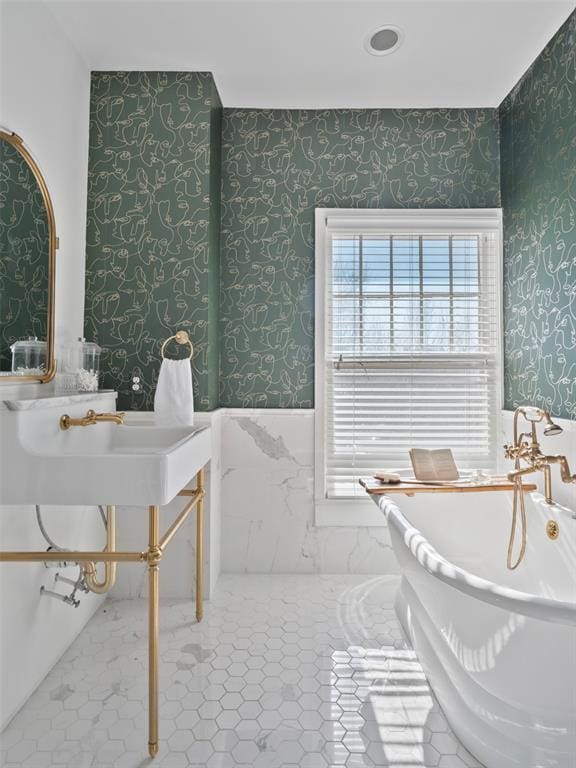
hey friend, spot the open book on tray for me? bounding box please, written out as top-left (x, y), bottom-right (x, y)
top-left (408, 448), bottom-right (460, 483)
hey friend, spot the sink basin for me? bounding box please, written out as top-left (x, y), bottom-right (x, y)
top-left (0, 392), bottom-right (211, 505)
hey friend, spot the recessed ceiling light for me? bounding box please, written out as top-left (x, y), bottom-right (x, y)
top-left (364, 25), bottom-right (404, 57)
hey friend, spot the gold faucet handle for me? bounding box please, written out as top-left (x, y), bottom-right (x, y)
top-left (503, 443), bottom-right (516, 460)
top-left (60, 410), bottom-right (97, 430)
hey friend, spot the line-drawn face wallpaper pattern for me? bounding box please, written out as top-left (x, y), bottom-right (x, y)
top-left (500, 11), bottom-right (576, 420)
top-left (85, 72), bottom-right (221, 411)
top-left (220, 108), bottom-right (501, 407)
top-left (0, 139), bottom-right (49, 371)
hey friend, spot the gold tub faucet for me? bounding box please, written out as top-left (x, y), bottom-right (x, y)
top-left (504, 406), bottom-right (575, 504)
top-left (60, 409), bottom-right (125, 430)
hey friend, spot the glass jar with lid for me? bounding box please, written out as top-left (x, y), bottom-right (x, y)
top-left (10, 337), bottom-right (47, 375)
top-left (59, 338), bottom-right (101, 392)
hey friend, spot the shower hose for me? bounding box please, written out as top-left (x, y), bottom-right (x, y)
top-left (507, 475), bottom-right (527, 570)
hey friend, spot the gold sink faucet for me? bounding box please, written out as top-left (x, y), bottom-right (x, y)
top-left (504, 406), bottom-right (575, 504)
top-left (60, 409), bottom-right (125, 430)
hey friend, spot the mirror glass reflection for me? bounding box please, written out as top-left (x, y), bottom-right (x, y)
top-left (0, 136), bottom-right (50, 374)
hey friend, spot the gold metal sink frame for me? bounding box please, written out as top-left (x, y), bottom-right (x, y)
top-left (0, 463), bottom-right (206, 758)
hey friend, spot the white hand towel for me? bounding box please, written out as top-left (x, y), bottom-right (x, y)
top-left (154, 358), bottom-right (194, 427)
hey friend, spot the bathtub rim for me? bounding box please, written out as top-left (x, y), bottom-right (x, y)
top-left (378, 492), bottom-right (576, 627)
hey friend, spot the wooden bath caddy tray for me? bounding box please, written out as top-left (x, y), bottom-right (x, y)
top-left (360, 478), bottom-right (538, 496)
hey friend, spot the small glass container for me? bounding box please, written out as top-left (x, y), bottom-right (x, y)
top-left (59, 338), bottom-right (101, 392)
top-left (10, 337), bottom-right (47, 375)
top-left (78, 341), bottom-right (101, 391)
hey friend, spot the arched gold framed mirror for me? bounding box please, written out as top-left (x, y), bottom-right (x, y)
top-left (0, 130), bottom-right (57, 382)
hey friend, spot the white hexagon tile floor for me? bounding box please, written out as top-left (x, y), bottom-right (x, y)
top-left (0, 575), bottom-right (484, 768)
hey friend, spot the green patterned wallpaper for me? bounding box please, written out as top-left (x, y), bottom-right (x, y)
top-left (88, 52), bottom-right (574, 415)
top-left (220, 109), bottom-right (501, 407)
top-left (500, 11), bottom-right (576, 419)
top-left (0, 141), bottom-right (49, 371)
top-left (85, 72), bottom-right (221, 410)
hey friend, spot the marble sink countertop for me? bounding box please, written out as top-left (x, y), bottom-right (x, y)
top-left (0, 390), bottom-right (117, 411)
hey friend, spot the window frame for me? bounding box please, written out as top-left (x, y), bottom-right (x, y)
top-left (314, 208), bottom-right (504, 527)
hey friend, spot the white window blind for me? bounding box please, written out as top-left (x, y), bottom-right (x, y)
top-left (315, 209), bottom-right (502, 501)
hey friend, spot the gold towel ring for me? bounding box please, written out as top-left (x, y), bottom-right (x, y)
top-left (161, 330), bottom-right (194, 360)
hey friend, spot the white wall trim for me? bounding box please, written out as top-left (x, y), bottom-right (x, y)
top-left (322, 207), bottom-right (504, 234)
top-left (314, 208), bottom-right (329, 508)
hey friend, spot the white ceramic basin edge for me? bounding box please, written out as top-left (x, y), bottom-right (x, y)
top-left (0, 394), bottom-right (212, 506)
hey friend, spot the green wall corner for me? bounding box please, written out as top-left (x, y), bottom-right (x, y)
top-left (85, 72), bottom-right (221, 411)
top-left (500, 11), bottom-right (576, 419)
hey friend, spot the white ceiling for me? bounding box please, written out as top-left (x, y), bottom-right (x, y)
top-left (40, 0), bottom-right (575, 108)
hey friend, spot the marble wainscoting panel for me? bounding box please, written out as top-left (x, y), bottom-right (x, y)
top-left (221, 410), bottom-right (398, 574)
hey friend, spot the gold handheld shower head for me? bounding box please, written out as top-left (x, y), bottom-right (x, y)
top-left (518, 406), bottom-right (563, 436)
top-left (542, 412), bottom-right (563, 436)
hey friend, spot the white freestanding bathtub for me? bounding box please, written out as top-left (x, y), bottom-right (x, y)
top-left (376, 490), bottom-right (576, 768)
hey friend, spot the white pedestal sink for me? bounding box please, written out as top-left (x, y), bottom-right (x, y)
top-left (0, 390), bottom-right (212, 758)
top-left (0, 391), bottom-right (211, 505)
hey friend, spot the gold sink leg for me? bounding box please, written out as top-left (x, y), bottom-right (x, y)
top-left (196, 468), bottom-right (205, 622)
top-left (148, 505), bottom-right (161, 758)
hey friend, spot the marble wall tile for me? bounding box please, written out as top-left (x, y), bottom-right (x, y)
top-left (221, 411), bottom-right (398, 574)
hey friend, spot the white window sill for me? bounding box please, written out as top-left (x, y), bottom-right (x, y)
top-left (314, 497), bottom-right (387, 527)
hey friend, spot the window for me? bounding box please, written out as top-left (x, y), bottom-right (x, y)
top-left (315, 209), bottom-right (502, 508)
